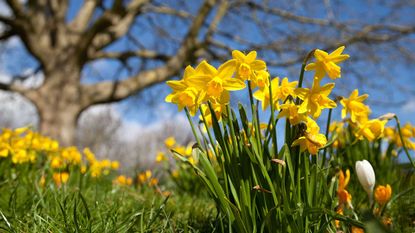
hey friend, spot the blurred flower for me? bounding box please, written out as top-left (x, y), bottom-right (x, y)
top-left (351, 226), bottom-right (365, 233)
top-left (113, 175), bottom-right (132, 186)
top-left (277, 77), bottom-right (298, 100)
top-left (164, 137), bottom-right (176, 148)
top-left (355, 160), bottom-right (376, 202)
top-left (337, 169), bottom-right (353, 209)
top-left (354, 118), bottom-right (387, 142)
top-left (138, 170), bottom-right (152, 184)
top-left (156, 152), bottom-right (168, 163)
top-left (305, 46), bottom-right (349, 80)
top-left (374, 184), bottom-right (392, 206)
top-left (53, 172), bottom-right (69, 187)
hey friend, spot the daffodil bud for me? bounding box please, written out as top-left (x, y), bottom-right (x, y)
top-left (355, 160), bottom-right (376, 201)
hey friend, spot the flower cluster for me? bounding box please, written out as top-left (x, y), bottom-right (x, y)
top-left (0, 128), bottom-right (120, 187)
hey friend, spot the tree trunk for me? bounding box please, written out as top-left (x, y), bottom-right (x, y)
top-left (26, 61), bottom-right (84, 146)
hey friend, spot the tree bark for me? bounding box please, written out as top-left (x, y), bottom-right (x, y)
top-left (26, 61), bottom-right (84, 146)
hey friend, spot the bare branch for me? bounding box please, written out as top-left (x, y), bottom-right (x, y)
top-left (83, 0), bottom-right (217, 105)
top-left (90, 49), bottom-right (170, 61)
top-left (84, 0), bottom-right (150, 52)
top-left (69, 0), bottom-right (102, 31)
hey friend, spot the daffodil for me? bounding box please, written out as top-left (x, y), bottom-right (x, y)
top-left (164, 137), bottom-right (176, 148)
top-left (291, 117), bottom-right (327, 155)
top-left (156, 152), bottom-right (168, 163)
top-left (253, 77), bottom-right (280, 111)
top-left (250, 70), bottom-right (270, 89)
top-left (186, 60), bottom-right (245, 99)
top-left (113, 175), bottom-right (133, 186)
top-left (200, 91), bottom-right (229, 127)
top-left (277, 100), bottom-right (307, 125)
top-left (305, 46), bottom-right (349, 80)
top-left (165, 64), bottom-right (209, 116)
top-left (231, 50), bottom-right (267, 81)
top-left (53, 172), bottom-right (69, 187)
top-left (277, 77), bottom-right (298, 100)
top-left (295, 81), bottom-right (337, 118)
top-left (337, 169), bottom-right (352, 208)
top-left (354, 118), bottom-right (387, 141)
top-left (340, 89), bottom-right (371, 123)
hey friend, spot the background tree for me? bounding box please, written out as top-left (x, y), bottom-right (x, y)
top-left (0, 0), bottom-right (414, 145)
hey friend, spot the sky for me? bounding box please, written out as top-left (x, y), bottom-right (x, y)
top-left (0, 0), bottom-right (414, 142)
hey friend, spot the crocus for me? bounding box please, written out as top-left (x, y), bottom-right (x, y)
top-left (355, 160), bottom-right (376, 203)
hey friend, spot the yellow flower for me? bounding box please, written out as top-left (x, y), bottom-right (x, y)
top-left (351, 226), bottom-right (365, 233)
top-left (277, 100), bottom-right (307, 125)
top-left (278, 77), bottom-right (298, 100)
top-left (231, 50), bottom-right (267, 81)
top-left (374, 184), bottom-right (392, 205)
top-left (250, 70), bottom-right (270, 89)
top-left (50, 156), bottom-right (64, 168)
top-left (165, 64), bottom-right (209, 116)
top-left (53, 172), bottom-right (69, 187)
top-left (164, 137), bottom-right (176, 148)
top-left (199, 91), bottom-right (229, 127)
top-left (83, 147), bottom-right (96, 164)
top-left (354, 118), bottom-right (387, 141)
top-left (337, 169), bottom-right (352, 208)
top-left (186, 60), bottom-right (245, 99)
top-left (138, 170), bottom-right (152, 184)
top-left (296, 81), bottom-right (337, 118)
top-left (111, 161), bottom-right (120, 170)
top-left (291, 118), bottom-right (327, 155)
top-left (340, 89), bottom-right (371, 123)
top-left (149, 178), bottom-right (159, 186)
top-left (253, 77), bottom-right (280, 111)
top-left (113, 175), bottom-right (133, 186)
top-left (155, 152), bottom-right (167, 163)
top-left (305, 46), bottom-right (349, 80)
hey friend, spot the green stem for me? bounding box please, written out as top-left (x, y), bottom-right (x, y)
top-left (184, 108), bottom-right (202, 147)
top-left (394, 116), bottom-right (415, 169)
top-left (322, 108), bottom-right (332, 164)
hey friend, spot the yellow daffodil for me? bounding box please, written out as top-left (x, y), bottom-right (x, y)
top-left (186, 60), bottom-right (245, 99)
top-left (113, 175), bottom-right (133, 186)
top-left (277, 101), bottom-right (307, 125)
top-left (341, 89), bottom-right (371, 123)
top-left (165, 64), bottom-right (209, 116)
top-left (354, 118), bottom-right (387, 141)
top-left (156, 152), bottom-right (168, 163)
top-left (337, 169), bottom-right (352, 208)
top-left (200, 91), bottom-right (229, 127)
top-left (231, 50), bottom-right (267, 81)
top-left (53, 172), bottom-right (69, 187)
top-left (250, 70), bottom-right (270, 89)
top-left (277, 77), bottom-right (298, 100)
top-left (253, 77), bottom-right (280, 111)
top-left (164, 137), bottom-right (176, 148)
top-left (138, 170), bottom-right (152, 184)
top-left (305, 46), bottom-right (349, 80)
top-left (296, 81), bottom-right (337, 118)
top-left (374, 184), bottom-right (392, 205)
top-left (291, 117), bottom-right (327, 155)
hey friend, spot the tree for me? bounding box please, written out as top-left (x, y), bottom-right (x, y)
top-left (0, 0), bottom-right (414, 145)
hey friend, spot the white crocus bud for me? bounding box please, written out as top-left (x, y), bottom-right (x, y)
top-left (355, 160), bottom-right (376, 203)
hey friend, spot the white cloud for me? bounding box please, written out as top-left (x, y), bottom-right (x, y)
top-left (402, 98), bottom-right (415, 113)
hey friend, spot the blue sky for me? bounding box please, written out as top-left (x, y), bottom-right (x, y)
top-left (0, 0), bottom-right (414, 128)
